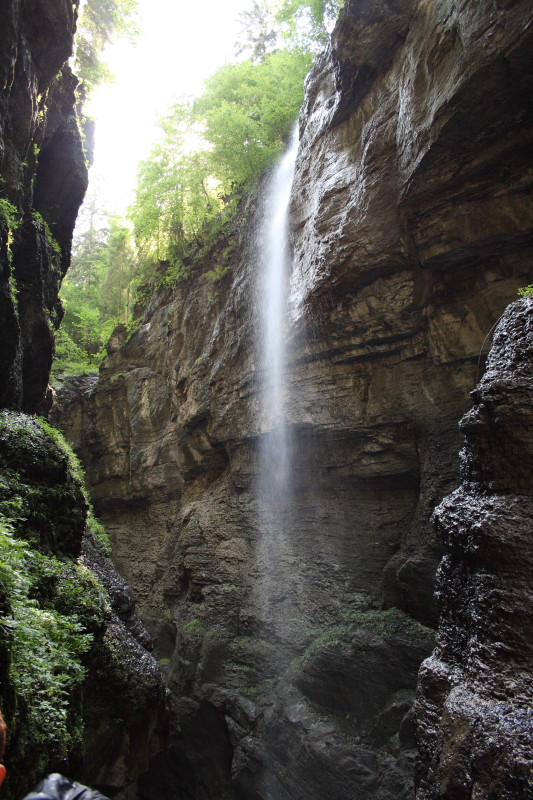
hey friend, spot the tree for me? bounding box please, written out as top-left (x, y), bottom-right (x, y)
top-left (55, 216), bottom-right (138, 377)
top-left (195, 49), bottom-right (312, 190)
top-left (58, 0), bottom-right (342, 372)
top-left (75, 0), bottom-right (138, 96)
top-left (130, 105), bottom-right (222, 265)
top-left (100, 220), bottom-right (138, 322)
top-left (275, 0), bottom-right (345, 51)
top-left (235, 0), bottom-right (278, 62)
top-left (129, 46), bottom-right (311, 268)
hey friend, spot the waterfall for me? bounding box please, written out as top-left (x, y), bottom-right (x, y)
top-left (258, 128), bottom-right (298, 487)
top-left (254, 122), bottom-right (300, 800)
top-left (256, 127), bottom-right (299, 647)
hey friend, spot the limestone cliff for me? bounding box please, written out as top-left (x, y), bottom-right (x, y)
top-left (0, 0), bottom-right (88, 413)
top-left (53, 1), bottom-right (533, 798)
top-left (0, 3), bottom-right (170, 795)
top-left (416, 299), bottom-right (533, 799)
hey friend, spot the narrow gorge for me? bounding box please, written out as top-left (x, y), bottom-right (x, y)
top-left (1, 1), bottom-right (533, 799)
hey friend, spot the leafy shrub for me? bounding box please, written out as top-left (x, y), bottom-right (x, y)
top-left (0, 521), bottom-right (91, 779)
top-left (0, 414), bottom-right (114, 795)
top-left (0, 199), bottom-right (20, 231)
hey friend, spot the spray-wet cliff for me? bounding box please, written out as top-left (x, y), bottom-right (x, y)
top-left (416, 298), bottom-right (533, 800)
top-left (54, 1), bottom-right (533, 798)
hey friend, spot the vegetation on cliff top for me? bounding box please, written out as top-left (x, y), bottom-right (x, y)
top-left (55, 0), bottom-right (343, 377)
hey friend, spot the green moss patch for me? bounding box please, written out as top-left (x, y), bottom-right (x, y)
top-left (0, 413), bottom-right (88, 556)
top-left (296, 608), bottom-right (435, 667)
top-left (0, 413), bottom-right (112, 797)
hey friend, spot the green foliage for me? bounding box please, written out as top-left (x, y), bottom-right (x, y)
top-left (52, 562), bottom-right (111, 632)
top-left (131, 116), bottom-right (222, 263)
top-left (0, 526), bottom-right (92, 751)
top-left (0, 199), bottom-right (21, 272)
top-left (195, 49), bottom-right (312, 190)
top-left (64, 0), bottom-right (342, 358)
top-left (0, 413), bottom-right (87, 556)
top-left (0, 522), bottom-right (91, 779)
top-left (235, 0), bottom-right (279, 61)
top-left (236, 0), bottom-right (344, 58)
top-left (75, 0), bottom-right (138, 96)
top-left (296, 609), bottom-right (435, 667)
top-left (128, 0), bottom-right (325, 272)
top-left (0, 199), bottom-right (20, 231)
top-left (183, 618), bottom-right (208, 636)
top-left (32, 212), bottom-right (61, 257)
top-left (130, 47), bottom-right (310, 270)
top-left (53, 210), bottom-right (139, 380)
top-left (53, 327), bottom-right (100, 378)
top-left (275, 0), bottom-right (345, 51)
top-left (518, 285), bottom-right (533, 298)
top-left (0, 414), bottom-right (114, 789)
top-left (87, 512), bottom-right (112, 555)
top-left (206, 263), bottom-right (234, 283)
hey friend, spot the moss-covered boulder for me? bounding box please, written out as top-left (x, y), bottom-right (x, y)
top-left (0, 413), bottom-right (169, 799)
top-left (0, 412), bottom-right (88, 556)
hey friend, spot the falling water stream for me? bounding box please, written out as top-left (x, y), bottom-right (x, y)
top-left (255, 123), bottom-right (300, 800)
top-left (258, 127), bottom-right (299, 492)
top-left (257, 127), bottom-right (299, 628)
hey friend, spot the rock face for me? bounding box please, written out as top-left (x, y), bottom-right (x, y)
top-left (0, 413), bottom-right (170, 800)
top-left (416, 299), bottom-right (533, 799)
top-left (0, 3), bottom-right (171, 794)
top-left (0, 0), bottom-right (88, 413)
top-left (53, 1), bottom-right (533, 798)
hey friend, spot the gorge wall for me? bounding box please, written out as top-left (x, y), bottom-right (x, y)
top-left (53, 1), bottom-right (533, 799)
top-left (416, 298), bottom-right (533, 799)
top-left (0, 0), bottom-right (89, 413)
top-left (0, 3), bottom-right (170, 795)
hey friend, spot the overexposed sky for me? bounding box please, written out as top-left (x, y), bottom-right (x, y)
top-left (84, 0), bottom-right (254, 216)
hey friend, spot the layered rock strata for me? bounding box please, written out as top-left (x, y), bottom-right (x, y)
top-left (416, 299), bottom-right (533, 799)
top-left (54, 0), bottom-right (533, 797)
top-left (0, 0), bottom-right (88, 412)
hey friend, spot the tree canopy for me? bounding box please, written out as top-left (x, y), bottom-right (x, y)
top-left (54, 204), bottom-right (139, 377)
top-left (75, 0), bottom-right (138, 96)
top-left (129, 46), bottom-right (312, 266)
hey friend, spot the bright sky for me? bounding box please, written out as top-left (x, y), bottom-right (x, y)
top-left (84, 0), bottom-right (254, 218)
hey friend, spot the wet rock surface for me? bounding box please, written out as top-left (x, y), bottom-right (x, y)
top-left (415, 299), bottom-right (533, 800)
top-left (0, 0), bottom-right (88, 413)
top-left (0, 4), bottom-right (170, 790)
top-left (54, 1), bottom-right (533, 798)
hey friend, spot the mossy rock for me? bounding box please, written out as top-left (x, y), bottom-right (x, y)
top-left (0, 412), bottom-right (88, 556)
top-left (0, 413), bottom-right (100, 797)
top-left (289, 609), bottom-right (435, 728)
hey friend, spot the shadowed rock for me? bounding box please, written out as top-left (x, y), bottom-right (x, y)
top-left (416, 299), bottom-right (533, 800)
